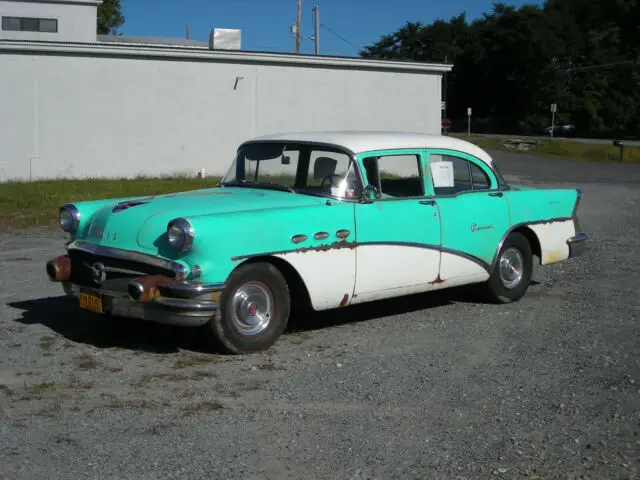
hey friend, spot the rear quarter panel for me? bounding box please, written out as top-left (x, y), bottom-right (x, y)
top-left (504, 188), bottom-right (579, 264)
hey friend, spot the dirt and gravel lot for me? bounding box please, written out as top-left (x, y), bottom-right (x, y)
top-left (1, 151), bottom-right (639, 480)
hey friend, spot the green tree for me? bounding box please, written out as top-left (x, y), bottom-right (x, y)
top-left (361, 0), bottom-right (640, 138)
top-left (97, 0), bottom-right (125, 35)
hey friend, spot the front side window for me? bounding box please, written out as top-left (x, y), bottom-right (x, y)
top-left (428, 154), bottom-right (494, 195)
top-left (2, 16), bottom-right (58, 32)
top-left (220, 142), bottom-right (361, 200)
top-left (362, 153), bottom-right (423, 199)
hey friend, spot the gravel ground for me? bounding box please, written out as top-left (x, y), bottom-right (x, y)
top-left (1, 152), bottom-right (639, 480)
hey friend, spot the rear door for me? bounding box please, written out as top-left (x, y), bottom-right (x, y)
top-left (425, 149), bottom-right (511, 280)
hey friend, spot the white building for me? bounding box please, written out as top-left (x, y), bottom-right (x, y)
top-left (0, 0), bottom-right (452, 181)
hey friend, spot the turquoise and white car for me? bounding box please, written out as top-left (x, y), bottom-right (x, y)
top-left (45, 131), bottom-right (588, 353)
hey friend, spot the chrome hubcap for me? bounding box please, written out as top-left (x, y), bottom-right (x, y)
top-left (499, 247), bottom-right (524, 289)
top-left (230, 281), bottom-right (274, 336)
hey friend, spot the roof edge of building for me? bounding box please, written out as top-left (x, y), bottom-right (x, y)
top-left (0, 39), bottom-right (454, 73)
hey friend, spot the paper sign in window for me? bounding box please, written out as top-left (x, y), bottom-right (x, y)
top-left (430, 161), bottom-right (454, 187)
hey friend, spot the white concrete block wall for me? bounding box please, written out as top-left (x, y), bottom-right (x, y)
top-left (0, 46), bottom-right (445, 181)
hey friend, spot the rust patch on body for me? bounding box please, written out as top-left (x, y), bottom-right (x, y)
top-left (428, 274), bottom-right (445, 285)
top-left (209, 291), bottom-right (222, 304)
top-left (133, 275), bottom-right (181, 303)
top-left (339, 294), bottom-right (349, 307)
top-left (545, 249), bottom-right (567, 265)
top-left (46, 255), bottom-right (71, 282)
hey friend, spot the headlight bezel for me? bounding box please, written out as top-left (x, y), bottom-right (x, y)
top-left (167, 217), bottom-right (195, 252)
top-left (59, 204), bottom-right (80, 233)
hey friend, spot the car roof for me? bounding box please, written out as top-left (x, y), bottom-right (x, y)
top-left (241, 130), bottom-right (494, 166)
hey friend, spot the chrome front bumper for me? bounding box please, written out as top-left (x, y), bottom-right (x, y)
top-left (61, 281), bottom-right (223, 327)
top-left (567, 233), bottom-right (588, 258)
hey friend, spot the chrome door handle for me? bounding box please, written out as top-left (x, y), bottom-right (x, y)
top-left (419, 200), bottom-right (436, 206)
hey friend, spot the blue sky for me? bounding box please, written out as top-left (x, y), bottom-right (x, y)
top-left (119, 0), bottom-right (543, 57)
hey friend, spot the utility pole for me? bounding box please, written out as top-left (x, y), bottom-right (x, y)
top-left (185, 24), bottom-right (190, 40)
top-left (296, 0), bottom-right (301, 54)
top-left (312, 4), bottom-right (320, 55)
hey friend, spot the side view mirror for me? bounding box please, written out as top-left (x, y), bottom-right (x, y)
top-left (362, 184), bottom-right (380, 203)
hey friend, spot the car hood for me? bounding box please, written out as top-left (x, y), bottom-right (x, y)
top-left (83, 187), bottom-right (326, 250)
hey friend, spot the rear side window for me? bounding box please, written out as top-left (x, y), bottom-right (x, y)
top-left (429, 154), bottom-right (492, 195)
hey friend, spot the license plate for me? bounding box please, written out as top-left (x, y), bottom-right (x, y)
top-left (79, 292), bottom-right (103, 313)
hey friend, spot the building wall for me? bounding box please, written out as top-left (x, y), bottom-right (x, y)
top-left (0, 1), bottom-right (100, 43)
top-left (0, 47), bottom-right (445, 181)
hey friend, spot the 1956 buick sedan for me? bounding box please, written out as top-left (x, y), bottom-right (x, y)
top-left (45, 131), bottom-right (588, 353)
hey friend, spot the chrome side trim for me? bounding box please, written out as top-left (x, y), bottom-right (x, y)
top-left (67, 241), bottom-right (189, 280)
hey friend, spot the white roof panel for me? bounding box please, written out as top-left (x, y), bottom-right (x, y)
top-left (243, 130), bottom-right (494, 166)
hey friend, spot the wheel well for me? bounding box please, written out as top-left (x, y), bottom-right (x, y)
top-left (512, 226), bottom-right (542, 263)
top-left (238, 256), bottom-right (313, 312)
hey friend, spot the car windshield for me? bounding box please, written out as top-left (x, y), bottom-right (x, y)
top-left (220, 141), bottom-right (362, 200)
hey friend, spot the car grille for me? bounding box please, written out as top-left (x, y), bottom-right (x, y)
top-left (68, 249), bottom-right (177, 292)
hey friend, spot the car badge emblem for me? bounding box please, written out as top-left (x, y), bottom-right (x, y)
top-left (91, 262), bottom-right (107, 285)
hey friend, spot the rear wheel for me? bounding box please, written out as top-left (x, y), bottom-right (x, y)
top-left (485, 232), bottom-right (533, 303)
top-left (205, 262), bottom-right (291, 354)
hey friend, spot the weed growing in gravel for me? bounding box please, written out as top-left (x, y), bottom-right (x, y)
top-left (72, 353), bottom-right (99, 370)
top-left (27, 382), bottom-right (56, 396)
top-left (173, 354), bottom-right (218, 369)
top-left (181, 400), bottom-right (225, 416)
top-left (39, 335), bottom-right (57, 351)
top-left (136, 372), bottom-right (191, 386)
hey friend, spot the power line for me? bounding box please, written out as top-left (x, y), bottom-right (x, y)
top-left (564, 60), bottom-right (636, 72)
top-left (320, 23), bottom-right (359, 52)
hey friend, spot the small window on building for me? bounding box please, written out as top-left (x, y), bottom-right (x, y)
top-left (2, 16), bottom-right (58, 33)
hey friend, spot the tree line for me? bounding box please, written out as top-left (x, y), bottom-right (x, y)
top-left (360, 0), bottom-right (640, 139)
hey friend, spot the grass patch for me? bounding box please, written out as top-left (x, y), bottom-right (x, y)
top-left (452, 134), bottom-right (640, 163)
top-left (0, 175), bottom-right (221, 231)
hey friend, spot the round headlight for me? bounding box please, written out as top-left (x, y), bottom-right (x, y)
top-left (167, 218), bottom-right (194, 252)
top-left (59, 204), bottom-right (80, 233)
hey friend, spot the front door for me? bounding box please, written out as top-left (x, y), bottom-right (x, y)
top-left (425, 149), bottom-right (511, 281)
top-left (352, 150), bottom-right (441, 304)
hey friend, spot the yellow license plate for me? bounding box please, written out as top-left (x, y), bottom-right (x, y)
top-left (79, 292), bottom-right (103, 313)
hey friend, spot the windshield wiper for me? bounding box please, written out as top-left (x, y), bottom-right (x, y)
top-left (220, 180), bottom-right (295, 193)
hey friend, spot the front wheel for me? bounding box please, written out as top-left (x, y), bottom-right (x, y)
top-left (485, 232), bottom-right (533, 304)
top-left (204, 262), bottom-right (291, 354)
